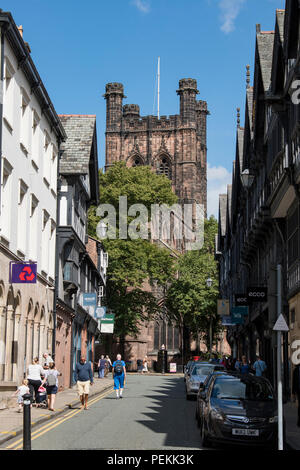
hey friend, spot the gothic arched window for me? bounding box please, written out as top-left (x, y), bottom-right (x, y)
top-left (132, 156), bottom-right (143, 167)
top-left (157, 156), bottom-right (171, 179)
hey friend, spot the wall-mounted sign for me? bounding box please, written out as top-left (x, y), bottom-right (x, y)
top-left (231, 311), bottom-right (245, 325)
top-left (95, 306), bottom-right (106, 319)
top-left (83, 293), bottom-right (97, 307)
top-left (247, 287), bottom-right (268, 303)
top-left (100, 321), bottom-right (114, 334)
top-left (221, 316), bottom-right (236, 326)
top-left (232, 306), bottom-right (249, 316)
top-left (10, 262), bottom-right (37, 284)
top-left (235, 294), bottom-right (248, 306)
top-left (217, 299), bottom-right (230, 316)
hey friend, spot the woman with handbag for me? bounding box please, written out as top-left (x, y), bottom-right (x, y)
top-left (42, 362), bottom-right (61, 411)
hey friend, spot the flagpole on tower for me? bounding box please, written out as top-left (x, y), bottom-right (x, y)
top-left (157, 56), bottom-right (160, 119)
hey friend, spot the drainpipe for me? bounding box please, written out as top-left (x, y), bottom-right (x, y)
top-left (0, 26), bottom-right (6, 217)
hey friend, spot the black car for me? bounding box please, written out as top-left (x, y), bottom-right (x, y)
top-left (200, 372), bottom-right (278, 448)
top-left (195, 370), bottom-right (226, 428)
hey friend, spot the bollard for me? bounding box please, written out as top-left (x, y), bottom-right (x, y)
top-left (23, 393), bottom-right (31, 450)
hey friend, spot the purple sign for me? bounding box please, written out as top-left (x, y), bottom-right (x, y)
top-left (10, 262), bottom-right (37, 284)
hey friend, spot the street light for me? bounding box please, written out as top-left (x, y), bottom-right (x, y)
top-left (240, 169), bottom-right (255, 189)
top-left (206, 278), bottom-right (213, 359)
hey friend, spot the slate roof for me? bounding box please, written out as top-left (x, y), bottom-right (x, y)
top-left (246, 87), bottom-right (254, 137)
top-left (227, 184), bottom-right (232, 227)
top-left (219, 194), bottom-right (227, 237)
top-left (256, 31), bottom-right (275, 92)
top-left (59, 115), bottom-right (96, 174)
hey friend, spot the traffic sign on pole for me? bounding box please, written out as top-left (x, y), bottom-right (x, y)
top-left (217, 299), bottom-right (230, 316)
top-left (273, 314), bottom-right (289, 332)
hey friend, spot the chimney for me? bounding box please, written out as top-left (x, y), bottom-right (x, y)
top-left (18, 25), bottom-right (23, 37)
top-left (256, 24), bottom-right (261, 34)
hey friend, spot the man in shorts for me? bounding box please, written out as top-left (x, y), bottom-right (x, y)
top-left (74, 356), bottom-right (93, 410)
top-left (112, 354), bottom-right (126, 399)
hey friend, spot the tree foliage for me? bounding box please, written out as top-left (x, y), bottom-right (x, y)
top-left (166, 216), bottom-right (222, 349)
top-left (88, 162), bottom-right (177, 338)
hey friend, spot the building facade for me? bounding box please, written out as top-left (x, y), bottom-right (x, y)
top-left (55, 115), bottom-right (107, 389)
top-left (0, 12), bottom-right (65, 402)
top-left (217, 1), bottom-right (300, 397)
top-left (103, 79), bottom-right (209, 369)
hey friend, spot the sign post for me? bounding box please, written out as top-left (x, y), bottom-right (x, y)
top-left (273, 265), bottom-right (289, 451)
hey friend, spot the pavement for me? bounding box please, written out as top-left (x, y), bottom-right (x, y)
top-left (284, 401), bottom-right (300, 450)
top-left (0, 374), bottom-right (114, 447)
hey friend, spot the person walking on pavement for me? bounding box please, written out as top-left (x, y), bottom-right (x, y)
top-left (112, 354), bottom-right (126, 399)
top-left (292, 363), bottom-right (300, 427)
top-left (42, 362), bottom-right (61, 411)
top-left (253, 355), bottom-right (267, 377)
top-left (43, 351), bottom-right (54, 370)
top-left (74, 356), bottom-right (94, 410)
top-left (27, 357), bottom-right (45, 405)
top-left (98, 355), bottom-right (107, 379)
top-left (104, 355), bottom-right (112, 377)
top-left (240, 355), bottom-right (250, 375)
top-left (142, 356), bottom-right (149, 374)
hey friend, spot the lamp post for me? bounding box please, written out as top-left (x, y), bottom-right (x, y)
top-left (206, 278), bottom-right (213, 359)
top-left (240, 169), bottom-right (255, 231)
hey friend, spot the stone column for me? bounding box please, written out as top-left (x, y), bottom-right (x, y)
top-left (26, 319), bottom-right (34, 371)
top-left (0, 306), bottom-right (7, 381)
top-left (4, 307), bottom-right (14, 382)
top-left (11, 313), bottom-right (22, 382)
top-left (33, 321), bottom-right (40, 359)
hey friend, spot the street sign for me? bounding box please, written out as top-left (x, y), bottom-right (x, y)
top-left (235, 294), bottom-right (248, 306)
top-left (232, 306), bottom-right (249, 316)
top-left (273, 314), bottom-right (289, 332)
top-left (95, 306), bottom-right (106, 319)
top-left (82, 293), bottom-right (97, 307)
top-left (221, 316), bottom-right (235, 326)
top-left (10, 262), bottom-right (37, 284)
top-left (100, 321), bottom-right (114, 334)
top-left (247, 287), bottom-right (268, 303)
top-left (231, 311), bottom-right (245, 325)
top-left (217, 299), bottom-right (230, 316)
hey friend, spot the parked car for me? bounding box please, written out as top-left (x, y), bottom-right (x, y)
top-left (185, 362), bottom-right (225, 399)
top-left (195, 370), bottom-right (226, 427)
top-left (200, 372), bottom-right (278, 448)
top-left (184, 360), bottom-right (199, 382)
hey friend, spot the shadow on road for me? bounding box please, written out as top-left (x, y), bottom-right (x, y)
top-left (135, 376), bottom-right (201, 449)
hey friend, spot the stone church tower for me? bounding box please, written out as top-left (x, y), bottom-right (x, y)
top-left (104, 78), bottom-right (208, 213)
top-left (103, 79), bottom-right (208, 368)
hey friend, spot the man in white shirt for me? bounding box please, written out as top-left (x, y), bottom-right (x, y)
top-left (43, 352), bottom-right (54, 369)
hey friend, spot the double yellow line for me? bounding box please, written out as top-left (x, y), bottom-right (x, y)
top-left (6, 387), bottom-right (114, 450)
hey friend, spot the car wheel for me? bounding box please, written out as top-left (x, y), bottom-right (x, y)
top-left (201, 420), bottom-right (212, 448)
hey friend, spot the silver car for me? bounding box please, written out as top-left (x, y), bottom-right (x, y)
top-left (185, 363), bottom-right (225, 399)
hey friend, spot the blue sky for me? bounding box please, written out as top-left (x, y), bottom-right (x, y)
top-left (2, 0), bottom-right (285, 216)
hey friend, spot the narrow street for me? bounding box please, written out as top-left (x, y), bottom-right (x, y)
top-left (4, 376), bottom-right (203, 451)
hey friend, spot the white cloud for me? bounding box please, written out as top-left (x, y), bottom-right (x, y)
top-left (207, 163), bottom-right (232, 218)
top-left (131, 0), bottom-right (151, 14)
top-left (219, 0), bottom-right (246, 34)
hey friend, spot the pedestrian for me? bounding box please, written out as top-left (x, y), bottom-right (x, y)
top-left (240, 355), bottom-right (250, 375)
top-left (112, 354), bottom-right (126, 399)
top-left (11, 379), bottom-right (30, 413)
top-left (235, 358), bottom-right (241, 372)
top-left (98, 355), bottom-right (107, 379)
top-left (142, 356), bottom-right (149, 374)
top-left (292, 363), bottom-right (300, 427)
top-left (42, 362), bottom-right (61, 411)
top-left (253, 355), bottom-right (267, 377)
top-left (104, 355), bottom-right (112, 377)
top-left (74, 356), bottom-right (94, 410)
top-left (27, 357), bottom-right (45, 405)
top-left (43, 351), bottom-right (54, 370)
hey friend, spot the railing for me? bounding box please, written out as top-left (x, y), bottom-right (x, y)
top-left (269, 150), bottom-right (288, 197)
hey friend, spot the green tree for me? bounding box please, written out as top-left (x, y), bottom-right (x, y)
top-left (88, 162), bottom-right (177, 348)
top-left (166, 216), bottom-right (222, 357)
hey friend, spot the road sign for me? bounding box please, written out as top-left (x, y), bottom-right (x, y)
top-left (235, 294), bottom-right (248, 306)
top-left (221, 316), bottom-right (235, 326)
top-left (10, 262), bottom-right (37, 284)
top-left (247, 287), bottom-right (268, 303)
top-left (95, 306), bottom-right (106, 319)
top-left (231, 311), bottom-right (245, 325)
top-left (273, 314), bottom-right (289, 332)
top-left (217, 299), bottom-right (230, 316)
top-left (82, 293), bottom-right (97, 307)
top-left (232, 306), bottom-right (249, 316)
top-left (100, 320), bottom-right (114, 334)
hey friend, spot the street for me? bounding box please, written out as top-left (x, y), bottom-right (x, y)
top-left (4, 376), bottom-right (202, 451)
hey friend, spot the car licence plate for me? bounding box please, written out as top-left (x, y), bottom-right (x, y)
top-left (232, 429), bottom-right (259, 436)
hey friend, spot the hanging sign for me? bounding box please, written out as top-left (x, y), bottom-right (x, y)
top-left (10, 262), bottom-right (37, 284)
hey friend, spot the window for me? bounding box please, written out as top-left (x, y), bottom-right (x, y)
top-left (1, 158), bottom-right (13, 241)
top-left (132, 156), bottom-right (143, 167)
top-left (29, 194), bottom-right (39, 261)
top-left (43, 131), bottom-right (51, 186)
top-left (153, 319), bottom-right (179, 351)
top-left (41, 210), bottom-right (50, 275)
top-left (50, 146), bottom-right (58, 193)
top-left (49, 219), bottom-right (56, 280)
top-left (3, 57), bottom-right (15, 130)
top-left (157, 157), bottom-right (171, 179)
top-left (32, 110), bottom-right (41, 167)
top-left (20, 87), bottom-right (31, 154)
top-left (17, 179), bottom-right (28, 255)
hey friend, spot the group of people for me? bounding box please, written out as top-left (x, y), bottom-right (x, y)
top-left (210, 353), bottom-right (268, 377)
top-left (12, 352), bottom-right (61, 412)
top-left (97, 355), bottom-right (112, 378)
